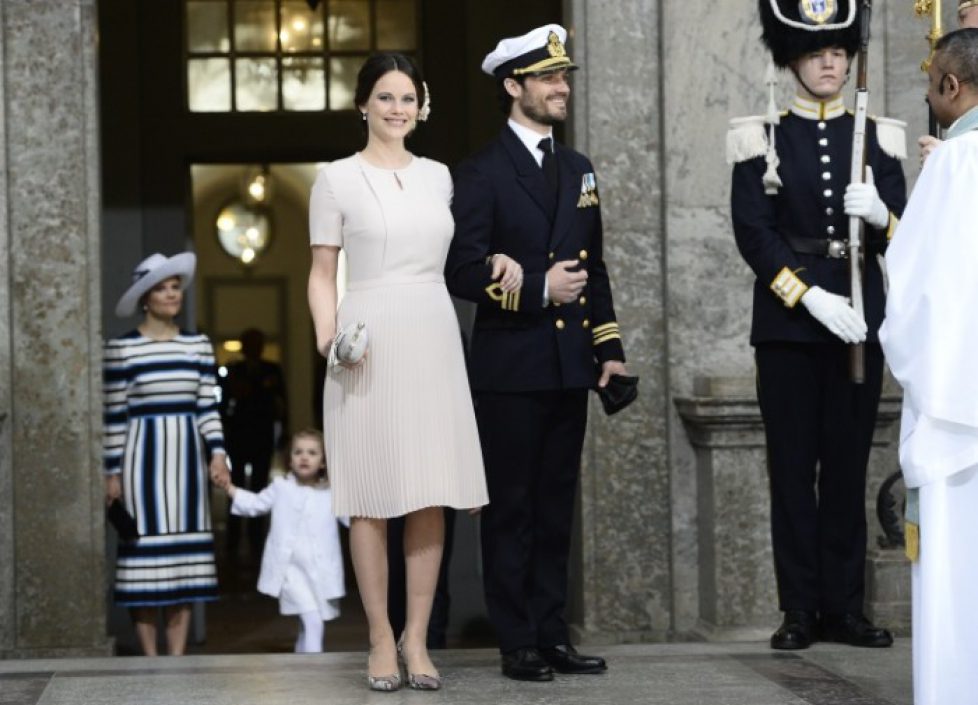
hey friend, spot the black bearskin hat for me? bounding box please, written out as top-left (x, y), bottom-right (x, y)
top-left (760, 0), bottom-right (862, 68)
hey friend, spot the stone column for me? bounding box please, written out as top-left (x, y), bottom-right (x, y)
top-left (674, 378), bottom-right (776, 641)
top-left (567, 0), bottom-right (673, 641)
top-left (0, 0), bottom-right (110, 657)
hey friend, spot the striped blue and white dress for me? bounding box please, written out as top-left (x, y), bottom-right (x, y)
top-left (103, 330), bottom-right (225, 607)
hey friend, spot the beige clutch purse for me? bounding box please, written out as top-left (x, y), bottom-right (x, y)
top-left (329, 322), bottom-right (368, 368)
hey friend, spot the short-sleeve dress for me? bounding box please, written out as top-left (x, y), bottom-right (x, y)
top-left (309, 154), bottom-right (488, 518)
top-left (103, 331), bottom-right (224, 606)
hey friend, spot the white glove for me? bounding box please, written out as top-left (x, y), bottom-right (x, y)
top-left (800, 286), bottom-right (867, 344)
top-left (844, 166), bottom-right (889, 229)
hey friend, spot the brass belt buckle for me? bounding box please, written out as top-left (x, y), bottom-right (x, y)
top-left (826, 239), bottom-right (848, 259)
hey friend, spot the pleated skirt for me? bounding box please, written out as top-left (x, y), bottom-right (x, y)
top-left (324, 275), bottom-right (488, 518)
top-left (114, 414), bottom-right (218, 606)
top-left (912, 464), bottom-right (978, 705)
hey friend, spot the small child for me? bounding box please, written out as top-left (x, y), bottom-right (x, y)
top-left (225, 429), bottom-right (347, 653)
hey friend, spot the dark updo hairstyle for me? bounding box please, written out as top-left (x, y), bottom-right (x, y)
top-left (354, 52), bottom-right (426, 131)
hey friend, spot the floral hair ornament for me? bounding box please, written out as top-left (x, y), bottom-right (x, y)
top-left (418, 81), bottom-right (431, 122)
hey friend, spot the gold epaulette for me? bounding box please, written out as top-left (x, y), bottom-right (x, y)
top-left (592, 322), bottom-right (621, 346)
top-left (770, 267), bottom-right (808, 308)
top-left (485, 282), bottom-right (521, 312)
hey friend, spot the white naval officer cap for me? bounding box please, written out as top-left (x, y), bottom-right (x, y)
top-left (481, 23), bottom-right (579, 79)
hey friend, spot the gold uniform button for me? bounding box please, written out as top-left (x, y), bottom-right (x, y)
top-left (582, 319), bottom-right (590, 329)
top-left (579, 249), bottom-right (589, 260)
top-left (549, 252), bottom-right (555, 260)
top-left (579, 296), bottom-right (587, 306)
top-left (555, 319), bottom-right (565, 330)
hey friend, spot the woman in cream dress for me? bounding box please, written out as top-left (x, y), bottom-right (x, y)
top-left (307, 53), bottom-right (516, 690)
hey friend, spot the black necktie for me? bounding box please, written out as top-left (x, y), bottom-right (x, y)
top-left (538, 137), bottom-right (557, 190)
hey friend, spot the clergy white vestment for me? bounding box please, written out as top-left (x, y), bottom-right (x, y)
top-left (879, 127), bottom-right (978, 705)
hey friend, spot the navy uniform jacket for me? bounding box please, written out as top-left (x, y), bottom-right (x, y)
top-left (731, 105), bottom-right (907, 344)
top-left (446, 126), bottom-right (625, 393)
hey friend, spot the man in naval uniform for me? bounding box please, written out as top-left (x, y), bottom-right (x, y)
top-left (880, 28), bottom-right (978, 705)
top-left (445, 24), bottom-right (627, 681)
top-left (728, 0), bottom-right (907, 650)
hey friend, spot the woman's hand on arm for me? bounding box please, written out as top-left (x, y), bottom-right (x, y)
top-left (490, 254), bottom-right (523, 293)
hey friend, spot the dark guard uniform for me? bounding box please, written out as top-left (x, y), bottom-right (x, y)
top-left (730, 0), bottom-right (907, 647)
top-left (446, 27), bottom-right (624, 663)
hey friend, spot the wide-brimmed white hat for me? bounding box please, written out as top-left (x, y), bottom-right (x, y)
top-left (115, 252), bottom-right (196, 317)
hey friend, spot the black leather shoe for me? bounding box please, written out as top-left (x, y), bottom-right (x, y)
top-left (819, 613), bottom-right (893, 648)
top-left (770, 610), bottom-right (816, 650)
top-left (539, 644), bottom-right (607, 674)
top-left (501, 648), bottom-right (554, 681)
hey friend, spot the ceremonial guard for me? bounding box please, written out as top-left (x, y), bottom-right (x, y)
top-left (728, 0), bottom-right (907, 650)
top-left (446, 25), bottom-right (627, 681)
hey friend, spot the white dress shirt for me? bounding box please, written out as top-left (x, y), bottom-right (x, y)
top-left (508, 118), bottom-right (553, 167)
top-left (507, 118), bottom-right (554, 304)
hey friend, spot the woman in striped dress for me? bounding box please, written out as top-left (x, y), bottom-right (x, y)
top-left (104, 252), bottom-right (230, 655)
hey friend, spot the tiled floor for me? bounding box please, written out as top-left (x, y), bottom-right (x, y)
top-left (0, 640), bottom-right (912, 705)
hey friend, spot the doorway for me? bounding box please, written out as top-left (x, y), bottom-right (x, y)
top-left (99, 0), bottom-right (563, 656)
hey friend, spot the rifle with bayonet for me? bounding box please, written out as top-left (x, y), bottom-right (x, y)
top-left (848, 0), bottom-right (873, 383)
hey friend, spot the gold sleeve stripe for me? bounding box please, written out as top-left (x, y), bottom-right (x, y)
top-left (484, 282), bottom-right (522, 312)
top-left (886, 212), bottom-right (899, 241)
top-left (770, 266), bottom-right (808, 308)
top-left (592, 322), bottom-right (622, 346)
top-left (506, 288), bottom-right (521, 312)
top-left (593, 332), bottom-right (622, 346)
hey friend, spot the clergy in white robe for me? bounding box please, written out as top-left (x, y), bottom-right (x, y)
top-left (878, 27), bottom-right (978, 705)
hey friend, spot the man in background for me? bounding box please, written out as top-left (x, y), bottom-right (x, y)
top-left (919, 0), bottom-right (978, 161)
top-left (221, 328), bottom-right (287, 559)
top-left (880, 27), bottom-right (978, 705)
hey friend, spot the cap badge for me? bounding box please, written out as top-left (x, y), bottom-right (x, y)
top-left (547, 31), bottom-right (566, 58)
top-left (799, 0), bottom-right (838, 24)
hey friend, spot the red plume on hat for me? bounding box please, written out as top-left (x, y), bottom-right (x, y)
top-left (759, 0), bottom-right (862, 68)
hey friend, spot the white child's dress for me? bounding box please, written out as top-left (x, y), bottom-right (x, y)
top-left (231, 475), bottom-right (347, 620)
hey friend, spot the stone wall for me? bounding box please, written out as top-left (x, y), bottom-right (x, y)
top-left (569, 0), bottom-right (673, 641)
top-left (568, 0), bottom-right (932, 640)
top-left (0, 0), bottom-right (109, 657)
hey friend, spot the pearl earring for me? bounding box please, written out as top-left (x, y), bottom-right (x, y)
top-left (361, 112), bottom-right (367, 121)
